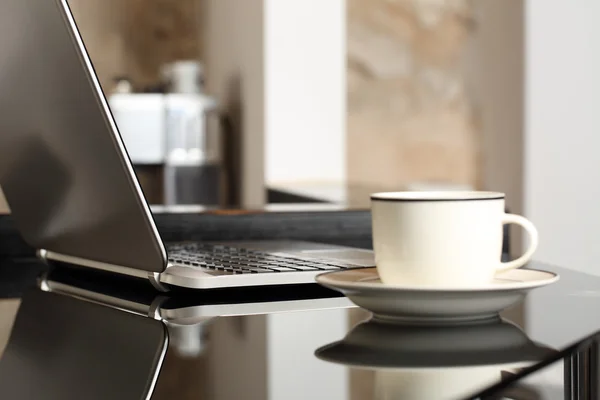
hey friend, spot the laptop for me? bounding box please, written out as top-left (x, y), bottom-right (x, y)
top-left (0, 0), bottom-right (375, 290)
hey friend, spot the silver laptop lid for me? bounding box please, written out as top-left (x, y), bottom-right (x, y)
top-left (0, 0), bottom-right (167, 272)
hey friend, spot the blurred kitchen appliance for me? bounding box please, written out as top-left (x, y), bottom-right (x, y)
top-left (108, 62), bottom-right (224, 206)
top-left (163, 93), bottom-right (222, 206)
top-left (109, 93), bottom-right (166, 165)
top-left (161, 60), bottom-right (203, 94)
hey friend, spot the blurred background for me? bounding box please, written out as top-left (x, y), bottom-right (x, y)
top-left (0, 2), bottom-right (598, 398)
top-left (0, 0), bottom-right (598, 277)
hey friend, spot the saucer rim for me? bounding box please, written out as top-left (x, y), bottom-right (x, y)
top-left (316, 267), bottom-right (560, 293)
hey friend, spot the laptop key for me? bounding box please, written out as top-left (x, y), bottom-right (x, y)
top-left (282, 264), bottom-right (319, 271)
top-left (249, 262), bottom-right (268, 267)
top-left (314, 265), bottom-right (344, 270)
top-left (249, 267), bottom-right (277, 273)
top-left (266, 266), bottom-right (298, 272)
top-left (278, 263), bottom-right (305, 269)
top-left (224, 265), bottom-right (270, 273)
top-left (303, 262), bottom-right (341, 269)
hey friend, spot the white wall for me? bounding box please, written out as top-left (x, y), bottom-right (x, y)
top-left (203, 0), bottom-right (346, 205)
top-left (525, 0), bottom-right (600, 274)
top-left (208, 310), bottom-right (349, 400)
top-left (209, 316), bottom-right (269, 400)
top-left (264, 0), bottom-right (346, 186)
top-left (267, 309), bottom-right (348, 400)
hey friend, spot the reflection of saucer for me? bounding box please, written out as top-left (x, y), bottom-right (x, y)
top-left (316, 318), bottom-right (556, 400)
top-left (315, 318), bottom-right (555, 370)
top-left (316, 268), bottom-right (559, 323)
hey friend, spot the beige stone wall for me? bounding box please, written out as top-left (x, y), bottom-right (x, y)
top-left (67, 0), bottom-right (127, 91)
top-left (120, 0), bottom-right (202, 88)
top-left (347, 0), bottom-right (479, 190)
top-left (68, 0), bottom-right (201, 91)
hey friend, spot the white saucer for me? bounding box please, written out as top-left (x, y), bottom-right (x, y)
top-left (316, 268), bottom-right (559, 323)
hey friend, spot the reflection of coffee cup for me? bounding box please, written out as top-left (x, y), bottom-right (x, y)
top-left (370, 191), bottom-right (538, 287)
top-left (375, 366), bottom-right (503, 400)
top-left (315, 318), bottom-right (555, 400)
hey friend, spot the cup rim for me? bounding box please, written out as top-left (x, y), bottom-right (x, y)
top-left (370, 191), bottom-right (505, 202)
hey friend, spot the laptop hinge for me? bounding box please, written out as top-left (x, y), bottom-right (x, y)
top-left (38, 249), bottom-right (169, 292)
top-left (148, 295), bottom-right (168, 320)
top-left (148, 272), bottom-right (169, 292)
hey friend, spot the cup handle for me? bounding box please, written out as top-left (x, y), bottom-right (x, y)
top-left (497, 214), bottom-right (539, 273)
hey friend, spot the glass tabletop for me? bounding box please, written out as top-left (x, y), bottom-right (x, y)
top-left (0, 260), bottom-right (599, 400)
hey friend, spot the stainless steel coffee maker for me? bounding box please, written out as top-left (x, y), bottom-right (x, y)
top-left (163, 92), bottom-right (222, 206)
top-left (110, 61), bottom-right (225, 207)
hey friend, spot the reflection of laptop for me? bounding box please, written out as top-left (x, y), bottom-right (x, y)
top-left (0, 0), bottom-right (374, 290)
top-left (0, 287), bottom-right (168, 400)
top-left (0, 264), bottom-right (354, 399)
top-left (40, 264), bottom-right (355, 326)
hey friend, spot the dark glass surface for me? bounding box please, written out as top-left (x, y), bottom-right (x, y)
top-left (474, 330), bottom-right (600, 399)
top-left (1, 260), bottom-right (600, 399)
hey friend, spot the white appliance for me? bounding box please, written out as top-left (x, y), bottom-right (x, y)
top-left (109, 93), bottom-right (166, 165)
top-left (108, 91), bottom-right (222, 205)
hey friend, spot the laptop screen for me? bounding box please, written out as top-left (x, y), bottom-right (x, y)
top-left (0, 0), bottom-right (165, 272)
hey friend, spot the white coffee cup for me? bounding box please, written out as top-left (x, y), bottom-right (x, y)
top-left (370, 191), bottom-right (538, 287)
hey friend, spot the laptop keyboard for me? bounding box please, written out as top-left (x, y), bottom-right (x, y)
top-left (167, 243), bottom-right (351, 274)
